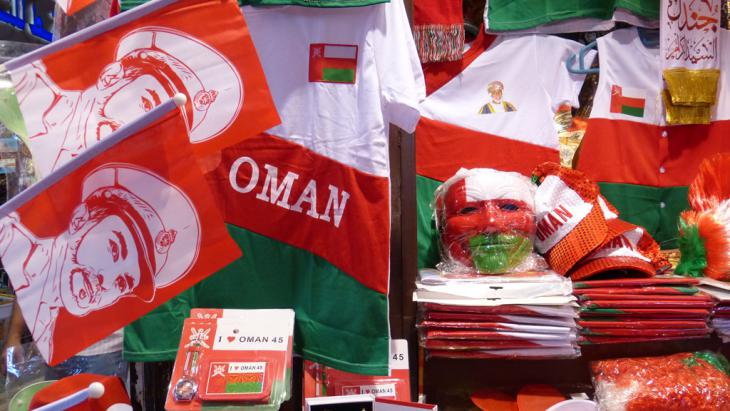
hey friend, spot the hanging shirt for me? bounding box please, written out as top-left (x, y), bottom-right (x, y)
top-left (575, 28), bottom-right (730, 249)
top-left (124, 0), bottom-right (425, 376)
top-left (121, 0), bottom-right (389, 11)
top-left (416, 30), bottom-right (594, 268)
top-left (483, 0), bottom-right (659, 33)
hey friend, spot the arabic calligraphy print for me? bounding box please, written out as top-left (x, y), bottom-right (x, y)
top-left (662, 0), bottom-right (721, 68)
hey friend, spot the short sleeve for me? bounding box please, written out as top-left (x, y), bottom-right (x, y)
top-left (534, 35), bottom-right (596, 110)
top-left (372, 0), bottom-right (426, 133)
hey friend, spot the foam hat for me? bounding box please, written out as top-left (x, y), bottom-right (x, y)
top-left (531, 163), bottom-right (608, 275)
top-left (28, 373), bottom-right (131, 411)
top-left (569, 221), bottom-right (668, 281)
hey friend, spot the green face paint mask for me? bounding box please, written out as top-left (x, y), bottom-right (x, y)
top-left (468, 233), bottom-right (533, 274)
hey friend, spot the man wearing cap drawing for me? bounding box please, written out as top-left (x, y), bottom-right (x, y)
top-left (0, 165), bottom-right (200, 378)
top-left (14, 26), bottom-right (242, 174)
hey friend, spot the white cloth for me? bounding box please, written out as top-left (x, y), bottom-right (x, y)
top-left (420, 34), bottom-right (594, 151)
top-left (242, 1), bottom-right (425, 178)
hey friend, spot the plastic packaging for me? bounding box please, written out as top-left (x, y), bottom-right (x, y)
top-left (433, 168), bottom-right (544, 275)
top-left (165, 309), bottom-right (294, 411)
top-left (591, 351), bottom-right (730, 411)
top-left (4, 342), bottom-right (48, 401)
top-left (302, 340), bottom-right (410, 401)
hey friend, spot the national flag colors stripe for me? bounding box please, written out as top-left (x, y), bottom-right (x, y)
top-left (211, 133), bottom-right (390, 294)
top-left (576, 118), bottom-right (730, 187)
top-left (576, 118), bottom-right (730, 249)
top-left (125, 134), bottom-right (391, 375)
top-left (416, 117), bottom-right (559, 182)
top-left (309, 44), bottom-right (359, 84)
top-left (610, 85), bottom-right (646, 117)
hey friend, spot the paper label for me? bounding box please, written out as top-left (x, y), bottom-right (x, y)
top-left (212, 320), bottom-right (288, 351)
top-left (342, 383), bottom-right (397, 398)
top-left (389, 339), bottom-right (409, 370)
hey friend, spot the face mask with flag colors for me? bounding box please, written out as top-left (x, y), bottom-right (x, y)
top-left (433, 168), bottom-right (546, 275)
top-left (676, 153), bottom-right (730, 280)
top-left (0, 96), bottom-right (241, 366)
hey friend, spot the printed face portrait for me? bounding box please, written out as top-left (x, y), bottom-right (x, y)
top-left (437, 169), bottom-right (536, 274)
top-left (60, 212), bottom-right (147, 316)
top-left (91, 59), bottom-right (175, 141)
top-left (57, 165), bottom-right (201, 316)
top-left (23, 27), bottom-right (243, 176)
top-left (488, 82), bottom-right (504, 103)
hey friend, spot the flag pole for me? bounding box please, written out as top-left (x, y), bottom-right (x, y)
top-left (0, 93), bottom-right (187, 219)
top-left (32, 382), bottom-right (105, 411)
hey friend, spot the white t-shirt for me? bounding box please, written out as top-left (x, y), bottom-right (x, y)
top-left (420, 34), bottom-right (594, 152)
top-left (242, 0), bottom-right (425, 178)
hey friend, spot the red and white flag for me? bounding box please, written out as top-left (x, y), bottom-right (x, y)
top-left (6, 0), bottom-right (279, 177)
top-left (0, 98), bottom-right (241, 365)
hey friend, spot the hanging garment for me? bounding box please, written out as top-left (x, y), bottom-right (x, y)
top-left (413, 0), bottom-right (464, 63)
top-left (575, 28), bottom-right (730, 249)
top-left (416, 30), bottom-right (594, 269)
top-left (660, 0), bottom-right (722, 125)
top-left (121, 0), bottom-right (389, 11)
top-left (125, 0), bottom-right (425, 376)
top-left (484, 0), bottom-right (660, 33)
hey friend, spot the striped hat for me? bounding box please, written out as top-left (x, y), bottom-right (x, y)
top-left (532, 163), bottom-right (608, 275)
top-left (569, 222), bottom-right (668, 280)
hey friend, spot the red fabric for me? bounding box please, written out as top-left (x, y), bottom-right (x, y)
top-left (413, 0), bottom-right (463, 25)
top-left (30, 374), bottom-right (130, 410)
top-left (208, 133), bottom-right (390, 294)
top-left (10, 112), bottom-right (240, 365)
top-left (422, 28), bottom-right (497, 95)
top-left (416, 117), bottom-right (559, 181)
top-left (576, 119), bottom-right (730, 187)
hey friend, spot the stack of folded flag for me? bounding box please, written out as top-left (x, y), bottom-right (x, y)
top-left (414, 268), bottom-right (580, 359)
top-left (696, 278), bottom-right (730, 342)
top-left (574, 277), bottom-right (714, 345)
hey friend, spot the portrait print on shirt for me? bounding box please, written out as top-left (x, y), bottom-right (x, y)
top-left (479, 81), bottom-right (517, 114)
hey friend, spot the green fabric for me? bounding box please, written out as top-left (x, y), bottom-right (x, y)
top-left (120, 0), bottom-right (388, 11)
top-left (693, 351), bottom-right (730, 376)
top-left (675, 218), bottom-right (707, 277)
top-left (598, 182), bottom-right (688, 249)
top-left (416, 175), bottom-right (442, 269)
top-left (469, 234), bottom-right (532, 274)
top-left (227, 381), bottom-right (263, 393)
top-left (322, 68), bottom-right (355, 83)
top-left (125, 225), bottom-right (389, 376)
top-left (621, 105), bottom-right (644, 117)
top-left (485, 0), bottom-right (659, 31)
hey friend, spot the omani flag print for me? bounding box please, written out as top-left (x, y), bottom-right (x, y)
top-left (6, 0), bottom-right (279, 178)
top-left (309, 44), bottom-right (359, 84)
top-left (610, 85), bottom-right (646, 118)
top-left (0, 100), bottom-right (241, 365)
